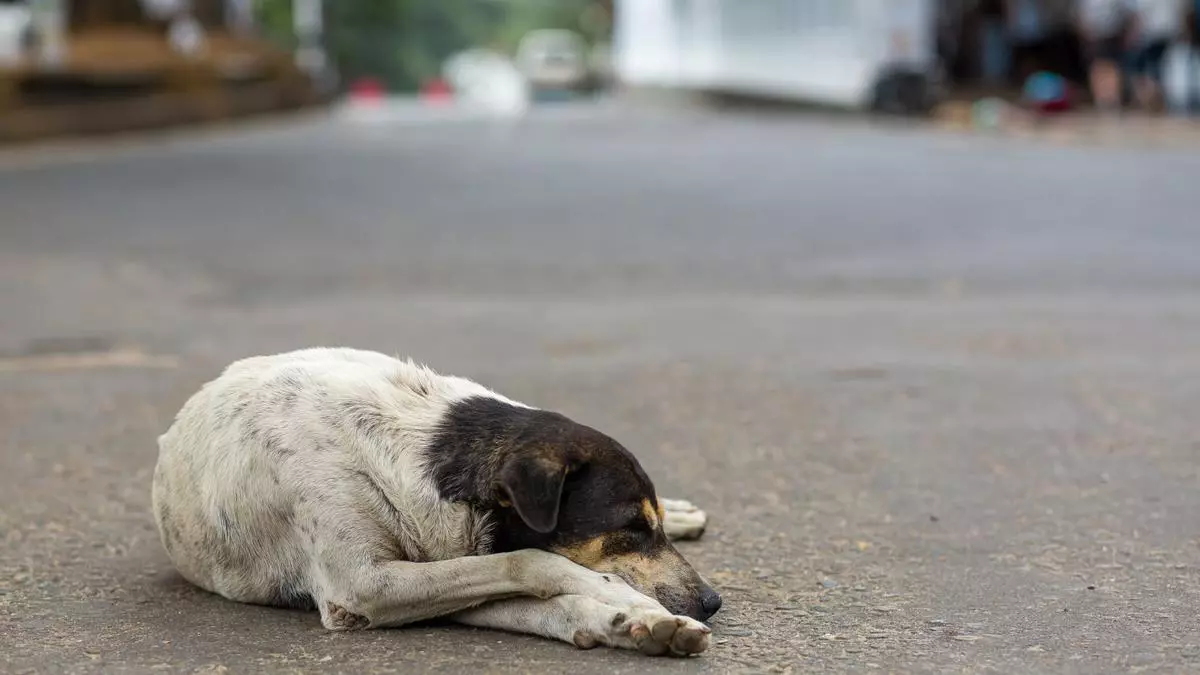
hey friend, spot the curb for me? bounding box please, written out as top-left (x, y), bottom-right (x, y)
top-left (931, 100), bottom-right (1200, 149)
top-left (617, 86), bottom-right (1200, 150)
top-left (0, 79), bottom-right (327, 145)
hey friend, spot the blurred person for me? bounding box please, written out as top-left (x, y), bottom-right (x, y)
top-left (1193, 0), bottom-right (1200, 107)
top-left (980, 0), bottom-right (1012, 84)
top-left (1158, 0), bottom-right (1199, 113)
top-left (1184, 0), bottom-right (1200, 112)
top-left (1006, 0), bottom-right (1080, 82)
top-left (1042, 0), bottom-right (1090, 82)
top-left (1007, 0), bottom-right (1050, 85)
top-left (937, 0), bottom-right (967, 81)
top-left (1126, 0), bottom-right (1185, 111)
top-left (1075, 0), bottom-right (1136, 112)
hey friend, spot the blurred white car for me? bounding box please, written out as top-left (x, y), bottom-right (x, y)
top-left (443, 48), bottom-right (530, 116)
top-left (515, 29), bottom-right (589, 92)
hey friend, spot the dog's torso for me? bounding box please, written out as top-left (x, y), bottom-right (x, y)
top-left (152, 348), bottom-right (519, 608)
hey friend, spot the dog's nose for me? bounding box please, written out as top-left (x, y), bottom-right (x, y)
top-left (697, 587), bottom-right (722, 621)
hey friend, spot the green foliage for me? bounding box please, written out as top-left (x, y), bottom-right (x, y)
top-left (254, 0), bottom-right (611, 92)
top-left (254, 0), bottom-right (296, 48)
top-left (388, 0), bottom-right (505, 90)
top-left (490, 0), bottom-right (605, 53)
top-left (325, 0), bottom-right (414, 90)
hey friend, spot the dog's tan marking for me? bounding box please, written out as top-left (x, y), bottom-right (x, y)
top-left (655, 499), bottom-right (666, 524)
top-left (556, 535), bottom-right (607, 568)
top-left (641, 498), bottom-right (660, 529)
top-left (555, 524), bottom-right (698, 600)
top-left (589, 547), bottom-right (700, 600)
top-left (555, 535), bottom-right (686, 591)
top-left (607, 553), bottom-right (654, 588)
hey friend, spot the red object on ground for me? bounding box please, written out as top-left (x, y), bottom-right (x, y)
top-left (349, 77), bottom-right (386, 105)
top-left (420, 78), bottom-right (454, 105)
top-left (1032, 92), bottom-right (1074, 114)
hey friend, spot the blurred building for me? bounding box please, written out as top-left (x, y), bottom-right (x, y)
top-left (0, 0), bottom-right (320, 143)
top-left (613, 0), bottom-right (938, 114)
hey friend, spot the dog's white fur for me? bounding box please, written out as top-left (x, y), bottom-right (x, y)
top-left (152, 347), bottom-right (710, 655)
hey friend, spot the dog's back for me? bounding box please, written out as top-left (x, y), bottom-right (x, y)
top-left (152, 348), bottom-right (508, 607)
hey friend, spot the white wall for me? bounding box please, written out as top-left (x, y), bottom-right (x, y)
top-left (613, 0), bottom-right (680, 86)
top-left (614, 0), bottom-right (936, 109)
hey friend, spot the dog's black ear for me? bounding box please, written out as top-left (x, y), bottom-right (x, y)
top-left (497, 454), bottom-right (568, 534)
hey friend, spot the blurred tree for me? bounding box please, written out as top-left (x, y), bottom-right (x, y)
top-left (252, 0), bottom-right (611, 92)
top-left (393, 0), bottom-right (504, 88)
top-left (254, 0), bottom-right (296, 47)
top-left (491, 0), bottom-right (608, 52)
top-left (324, 0), bottom-right (413, 89)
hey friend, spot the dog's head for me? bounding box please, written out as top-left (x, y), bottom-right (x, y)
top-left (427, 393), bottom-right (715, 619)
top-left (433, 399), bottom-right (721, 621)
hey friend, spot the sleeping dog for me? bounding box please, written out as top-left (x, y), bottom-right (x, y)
top-left (152, 348), bottom-right (719, 657)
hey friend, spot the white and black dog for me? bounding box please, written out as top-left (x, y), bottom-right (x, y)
top-left (152, 348), bottom-right (720, 657)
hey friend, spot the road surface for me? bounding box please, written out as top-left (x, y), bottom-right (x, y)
top-left (2, 103), bottom-right (1199, 674)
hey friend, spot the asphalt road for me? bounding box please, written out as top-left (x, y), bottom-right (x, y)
top-left (2, 103), bottom-right (1199, 674)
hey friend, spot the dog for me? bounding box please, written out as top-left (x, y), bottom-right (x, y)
top-left (152, 347), bottom-right (719, 656)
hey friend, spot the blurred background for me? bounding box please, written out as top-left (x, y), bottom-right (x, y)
top-left (1, 0), bottom-right (1198, 130)
top-left (3, 1), bottom-right (1200, 673)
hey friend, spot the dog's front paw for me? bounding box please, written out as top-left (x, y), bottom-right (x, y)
top-left (617, 608), bottom-right (711, 656)
top-left (560, 595), bottom-right (710, 656)
top-left (323, 601), bottom-right (371, 631)
top-left (660, 498), bottom-right (708, 541)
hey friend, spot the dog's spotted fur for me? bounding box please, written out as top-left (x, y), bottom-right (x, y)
top-left (152, 348), bottom-right (718, 656)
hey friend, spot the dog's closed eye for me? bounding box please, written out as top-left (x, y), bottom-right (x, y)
top-left (626, 515), bottom-right (654, 533)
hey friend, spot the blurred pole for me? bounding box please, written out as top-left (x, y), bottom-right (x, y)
top-left (293, 0), bottom-right (326, 77)
top-left (28, 0), bottom-right (66, 67)
top-left (226, 0), bottom-right (255, 36)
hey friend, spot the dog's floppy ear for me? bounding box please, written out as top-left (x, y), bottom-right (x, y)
top-left (497, 454), bottom-right (569, 534)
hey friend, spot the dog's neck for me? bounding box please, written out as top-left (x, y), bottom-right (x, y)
top-left (424, 396), bottom-right (563, 506)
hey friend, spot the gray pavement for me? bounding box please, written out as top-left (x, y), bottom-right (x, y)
top-left (2, 103), bottom-right (1200, 674)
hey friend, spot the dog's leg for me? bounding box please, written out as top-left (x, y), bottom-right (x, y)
top-left (312, 546), bottom-right (696, 633)
top-left (313, 548), bottom-right (570, 630)
top-left (660, 498), bottom-right (708, 541)
top-left (452, 593), bottom-right (710, 656)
